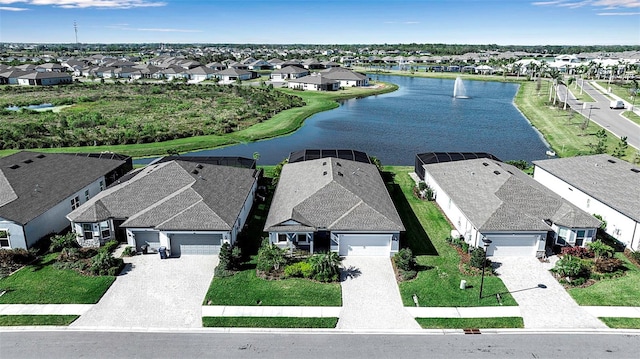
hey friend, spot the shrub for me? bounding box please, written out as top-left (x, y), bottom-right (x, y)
top-left (552, 255), bottom-right (590, 279)
top-left (394, 248), bottom-right (416, 272)
top-left (284, 261), bottom-right (313, 279)
top-left (560, 246), bottom-right (593, 259)
top-left (89, 251), bottom-right (124, 276)
top-left (256, 239), bottom-right (287, 273)
top-left (49, 233), bottom-right (78, 252)
top-left (121, 246), bottom-right (136, 257)
top-left (308, 252), bottom-right (342, 282)
top-left (587, 240), bottom-right (614, 259)
top-left (593, 257), bottom-right (624, 273)
top-left (218, 242), bottom-right (242, 271)
top-left (0, 248), bottom-right (36, 277)
top-left (469, 247), bottom-right (490, 269)
top-left (100, 240), bottom-right (119, 254)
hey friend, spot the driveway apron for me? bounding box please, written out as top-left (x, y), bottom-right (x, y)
top-left (337, 257), bottom-right (420, 330)
top-left (492, 256), bottom-right (607, 329)
top-left (71, 254), bottom-right (217, 329)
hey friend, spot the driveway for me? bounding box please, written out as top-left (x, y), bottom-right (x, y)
top-left (492, 256), bottom-right (607, 329)
top-left (71, 254), bottom-right (217, 329)
top-left (337, 257), bottom-right (420, 330)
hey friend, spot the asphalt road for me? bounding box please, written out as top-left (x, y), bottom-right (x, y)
top-left (557, 82), bottom-right (640, 150)
top-left (1, 331), bottom-right (639, 359)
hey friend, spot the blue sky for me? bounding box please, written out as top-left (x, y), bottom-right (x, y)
top-left (0, 0), bottom-right (638, 45)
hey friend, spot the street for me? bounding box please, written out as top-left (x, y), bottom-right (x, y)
top-left (1, 330), bottom-right (639, 359)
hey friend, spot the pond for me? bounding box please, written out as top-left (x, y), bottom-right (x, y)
top-left (138, 75), bottom-right (550, 165)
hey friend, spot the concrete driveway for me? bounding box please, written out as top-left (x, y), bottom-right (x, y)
top-left (337, 257), bottom-right (420, 330)
top-left (492, 256), bottom-right (607, 329)
top-left (71, 254), bottom-right (217, 329)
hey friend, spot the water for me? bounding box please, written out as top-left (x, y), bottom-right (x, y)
top-left (136, 75), bottom-right (550, 166)
top-left (5, 103), bottom-right (54, 111)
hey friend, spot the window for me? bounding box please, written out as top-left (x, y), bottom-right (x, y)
top-left (71, 196), bottom-right (80, 210)
top-left (100, 221), bottom-right (110, 239)
top-left (85, 189), bottom-right (90, 201)
top-left (575, 230), bottom-right (587, 247)
top-left (82, 223), bottom-right (93, 240)
top-left (277, 233), bottom-right (288, 243)
top-left (297, 234), bottom-right (308, 243)
top-left (0, 230), bottom-right (9, 248)
top-left (99, 181), bottom-right (105, 191)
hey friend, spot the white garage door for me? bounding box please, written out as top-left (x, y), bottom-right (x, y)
top-left (485, 235), bottom-right (539, 257)
top-left (338, 234), bottom-right (391, 256)
top-left (170, 234), bottom-right (222, 256)
top-left (133, 231), bottom-right (160, 252)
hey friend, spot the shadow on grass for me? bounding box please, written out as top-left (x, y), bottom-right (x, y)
top-left (387, 182), bottom-right (438, 256)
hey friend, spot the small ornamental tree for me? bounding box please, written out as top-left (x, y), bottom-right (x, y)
top-left (552, 255), bottom-right (590, 280)
top-left (256, 239), bottom-right (287, 274)
top-left (470, 247), bottom-right (490, 269)
top-left (308, 252), bottom-right (342, 282)
top-left (587, 240), bottom-right (614, 259)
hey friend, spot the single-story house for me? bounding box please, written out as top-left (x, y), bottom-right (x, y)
top-left (0, 152), bottom-right (132, 249)
top-left (188, 66), bottom-right (217, 82)
top-left (215, 68), bottom-right (256, 84)
top-left (264, 150), bottom-right (404, 257)
top-left (17, 71), bottom-right (73, 86)
top-left (319, 67), bottom-right (369, 87)
top-left (270, 65), bottom-right (310, 82)
top-left (287, 73), bottom-right (340, 91)
top-left (67, 157), bottom-right (260, 256)
top-left (533, 154), bottom-right (640, 251)
top-left (416, 153), bottom-right (601, 257)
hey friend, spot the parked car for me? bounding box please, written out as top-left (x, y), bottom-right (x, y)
top-left (609, 100), bottom-right (625, 109)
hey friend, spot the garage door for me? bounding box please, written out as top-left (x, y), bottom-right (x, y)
top-left (170, 233), bottom-right (222, 256)
top-left (485, 235), bottom-right (539, 257)
top-left (338, 234), bottom-right (391, 256)
top-left (133, 231), bottom-right (160, 252)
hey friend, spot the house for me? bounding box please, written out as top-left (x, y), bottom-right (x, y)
top-left (416, 153), bottom-right (601, 257)
top-left (319, 67), bottom-right (369, 87)
top-left (288, 73), bottom-right (340, 91)
top-left (0, 152), bottom-right (132, 250)
top-left (264, 150), bottom-right (404, 257)
top-left (215, 68), bottom-right (256, 84)
top-left (270, 65), bottom-right (310, 82)
top-left (17, 71), bottom-right (73, 86)
top-left (533, 155), bottom-right (640, 251)
top-left (188, 66), bottom-right (216, 82)
top-left (67, 157), bottom-right (260, 256)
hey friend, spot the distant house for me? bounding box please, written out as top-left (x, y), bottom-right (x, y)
top-left (319, 67), bottom-right (369, 87)
top-left (416, 153), bottom-right (601, 257)
top-left (67, 157), bottom-right (259, 256)
top-left (533, 155), bottom-right (640, 251)
top-left (270, 65), bottom-right (310, 82)
top-left (264, 150), bottom-right (404, 257)
top-left (17, 71), bottom-right (72, 86)
top-left (215, 68), bottom-right (256, 84)
top-left (247, 59), bottom-right (273, 71)
top-left (0, 152), bottom-right (132, 249)
top-left (287, 73), bottom-right (339, 91)
top-left (188, 66), bottom-right (217, 82)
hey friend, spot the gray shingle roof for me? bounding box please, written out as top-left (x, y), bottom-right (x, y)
top-left (0, 151), bottom-right (127, 225)
top-left (424, 159), bottom-right (601, 231)
top-left (68, 160), bottom-right (258, 232)
top-left (264, 158), bottom-right (404, 232)
top-left (533, 154), bottom-right (640, 222)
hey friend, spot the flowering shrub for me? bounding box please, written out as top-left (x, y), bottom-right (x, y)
top-left (560, 246), bottom-right (593, 259)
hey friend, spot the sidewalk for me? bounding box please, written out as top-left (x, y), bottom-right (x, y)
top-left (588, 81), bottom-right (640, 116)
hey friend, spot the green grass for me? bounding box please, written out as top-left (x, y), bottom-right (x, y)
top-left (388, 167), bottom-right (517, 307)
top-left (204, 269), bottom-right (341, 306)
top-left (202, 316), bottom-right (338, 328)
top-left (567, 253), bottom-right (640, 306)
top-left (416, 317), bottom-right (524, 329)
top-left (595, 81), bottom-right (637, 103)
top-left (0, 254), bottom-right (115, 304)
top-left (514, 80), bottom-right (635, 161)
top-left (0, 315), bottom-right (79, 326)
top-left (599, 317), bottom-right (640, 329)
top-left (622, 110), bottom-right (640, 126)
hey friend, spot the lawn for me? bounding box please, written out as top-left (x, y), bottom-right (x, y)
top-left (0, 315), bottom-right (79, 326)
top-left (388, 167), bottom-right (517, 307)
top-left (202, 317), bottom-right (338, 328)
top-left (416, 317), bottom-right (524, 329)
top-left (0, 254), bottom-right (115, 304)
top-left (595, 81), bottom-right (637, 103)
top-left (514, 80), bottom-right (635, 161)
top-left (567, 253), bottom-right (640, 306)
top-left (203, 269), bottom-right (341, 306)
top-left (598, 317), bottom-right (640, 329)
top-left (622, 110), bottom-right (640, 127)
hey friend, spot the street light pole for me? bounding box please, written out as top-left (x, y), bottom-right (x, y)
top-left (479, 238), bottom-right (492, 300)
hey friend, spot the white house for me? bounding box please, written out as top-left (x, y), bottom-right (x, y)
top-left (269, 65), bottom-right (310, 82)
top-left (215, 68), bottom-right (256, 84)
top-left (264, 150), bottom-right (404, 257)
top-left (416, 153), bottom-right (601, 257)
top-left (67, 157), bottom-right (259, 256)
top-left (17, 71), bottom-right (73, 86)
top-left (319, 67), bottom-right (369, 87)
top-left (533, 155), bottom-right (640, 251)
top-left (288, 73), bottom-right (339, 91)
top-left (0, 152), bottom-right (131, 249)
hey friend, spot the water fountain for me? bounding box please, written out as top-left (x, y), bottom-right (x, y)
top-left (453, 76), bottom-right (469, 98)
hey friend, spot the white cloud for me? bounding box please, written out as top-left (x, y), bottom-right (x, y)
top-left (0, 1), bottom-right (166, 9)
top-left (0, 5), bottom-right (28, 10)
top-left (532, 0), bottom-right (640, 13)
top-left (597, 11), bottom-right (640, 14)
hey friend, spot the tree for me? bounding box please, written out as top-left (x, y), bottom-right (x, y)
top-left (590, 129), bottom-right (608, 154)
top-left (256, 239), bottom-right (287, 273)
top-left (612, 136), bottom-right (628, 158)
top-left (308, 252), bottom-right (342, 282)
top-left (271, 158), bottom-right (288, 185)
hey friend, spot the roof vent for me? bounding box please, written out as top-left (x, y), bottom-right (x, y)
top-left (338, 171), bottom-right (343, 177)
top-left (322, 161), bottom-right (327, 166)
top-left (23, 159), bottom-right (33, 164)
top-left (482, 162), bottom-right (489, 166)
top-left (607, 159), bottom-right (616, 164)
top-left (36, 154), bottom-right (45, 158)
top-left (196, 164), bottom-right (203, 169)
top-left (631, 168), bottom-right (640, 173)
top-left (493, 170), bottom-right (501, 175)
top-left (9, 164), bottom-right (20, 169)
top-left (323, 171), bottom-right (327, 176)
top-left (336, 162), bottom-right (342, 167)
top-left (191, 169), bottom-right (199, 175)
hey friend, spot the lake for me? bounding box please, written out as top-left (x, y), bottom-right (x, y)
top-left (139, 75), bottom-right (550, 165)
